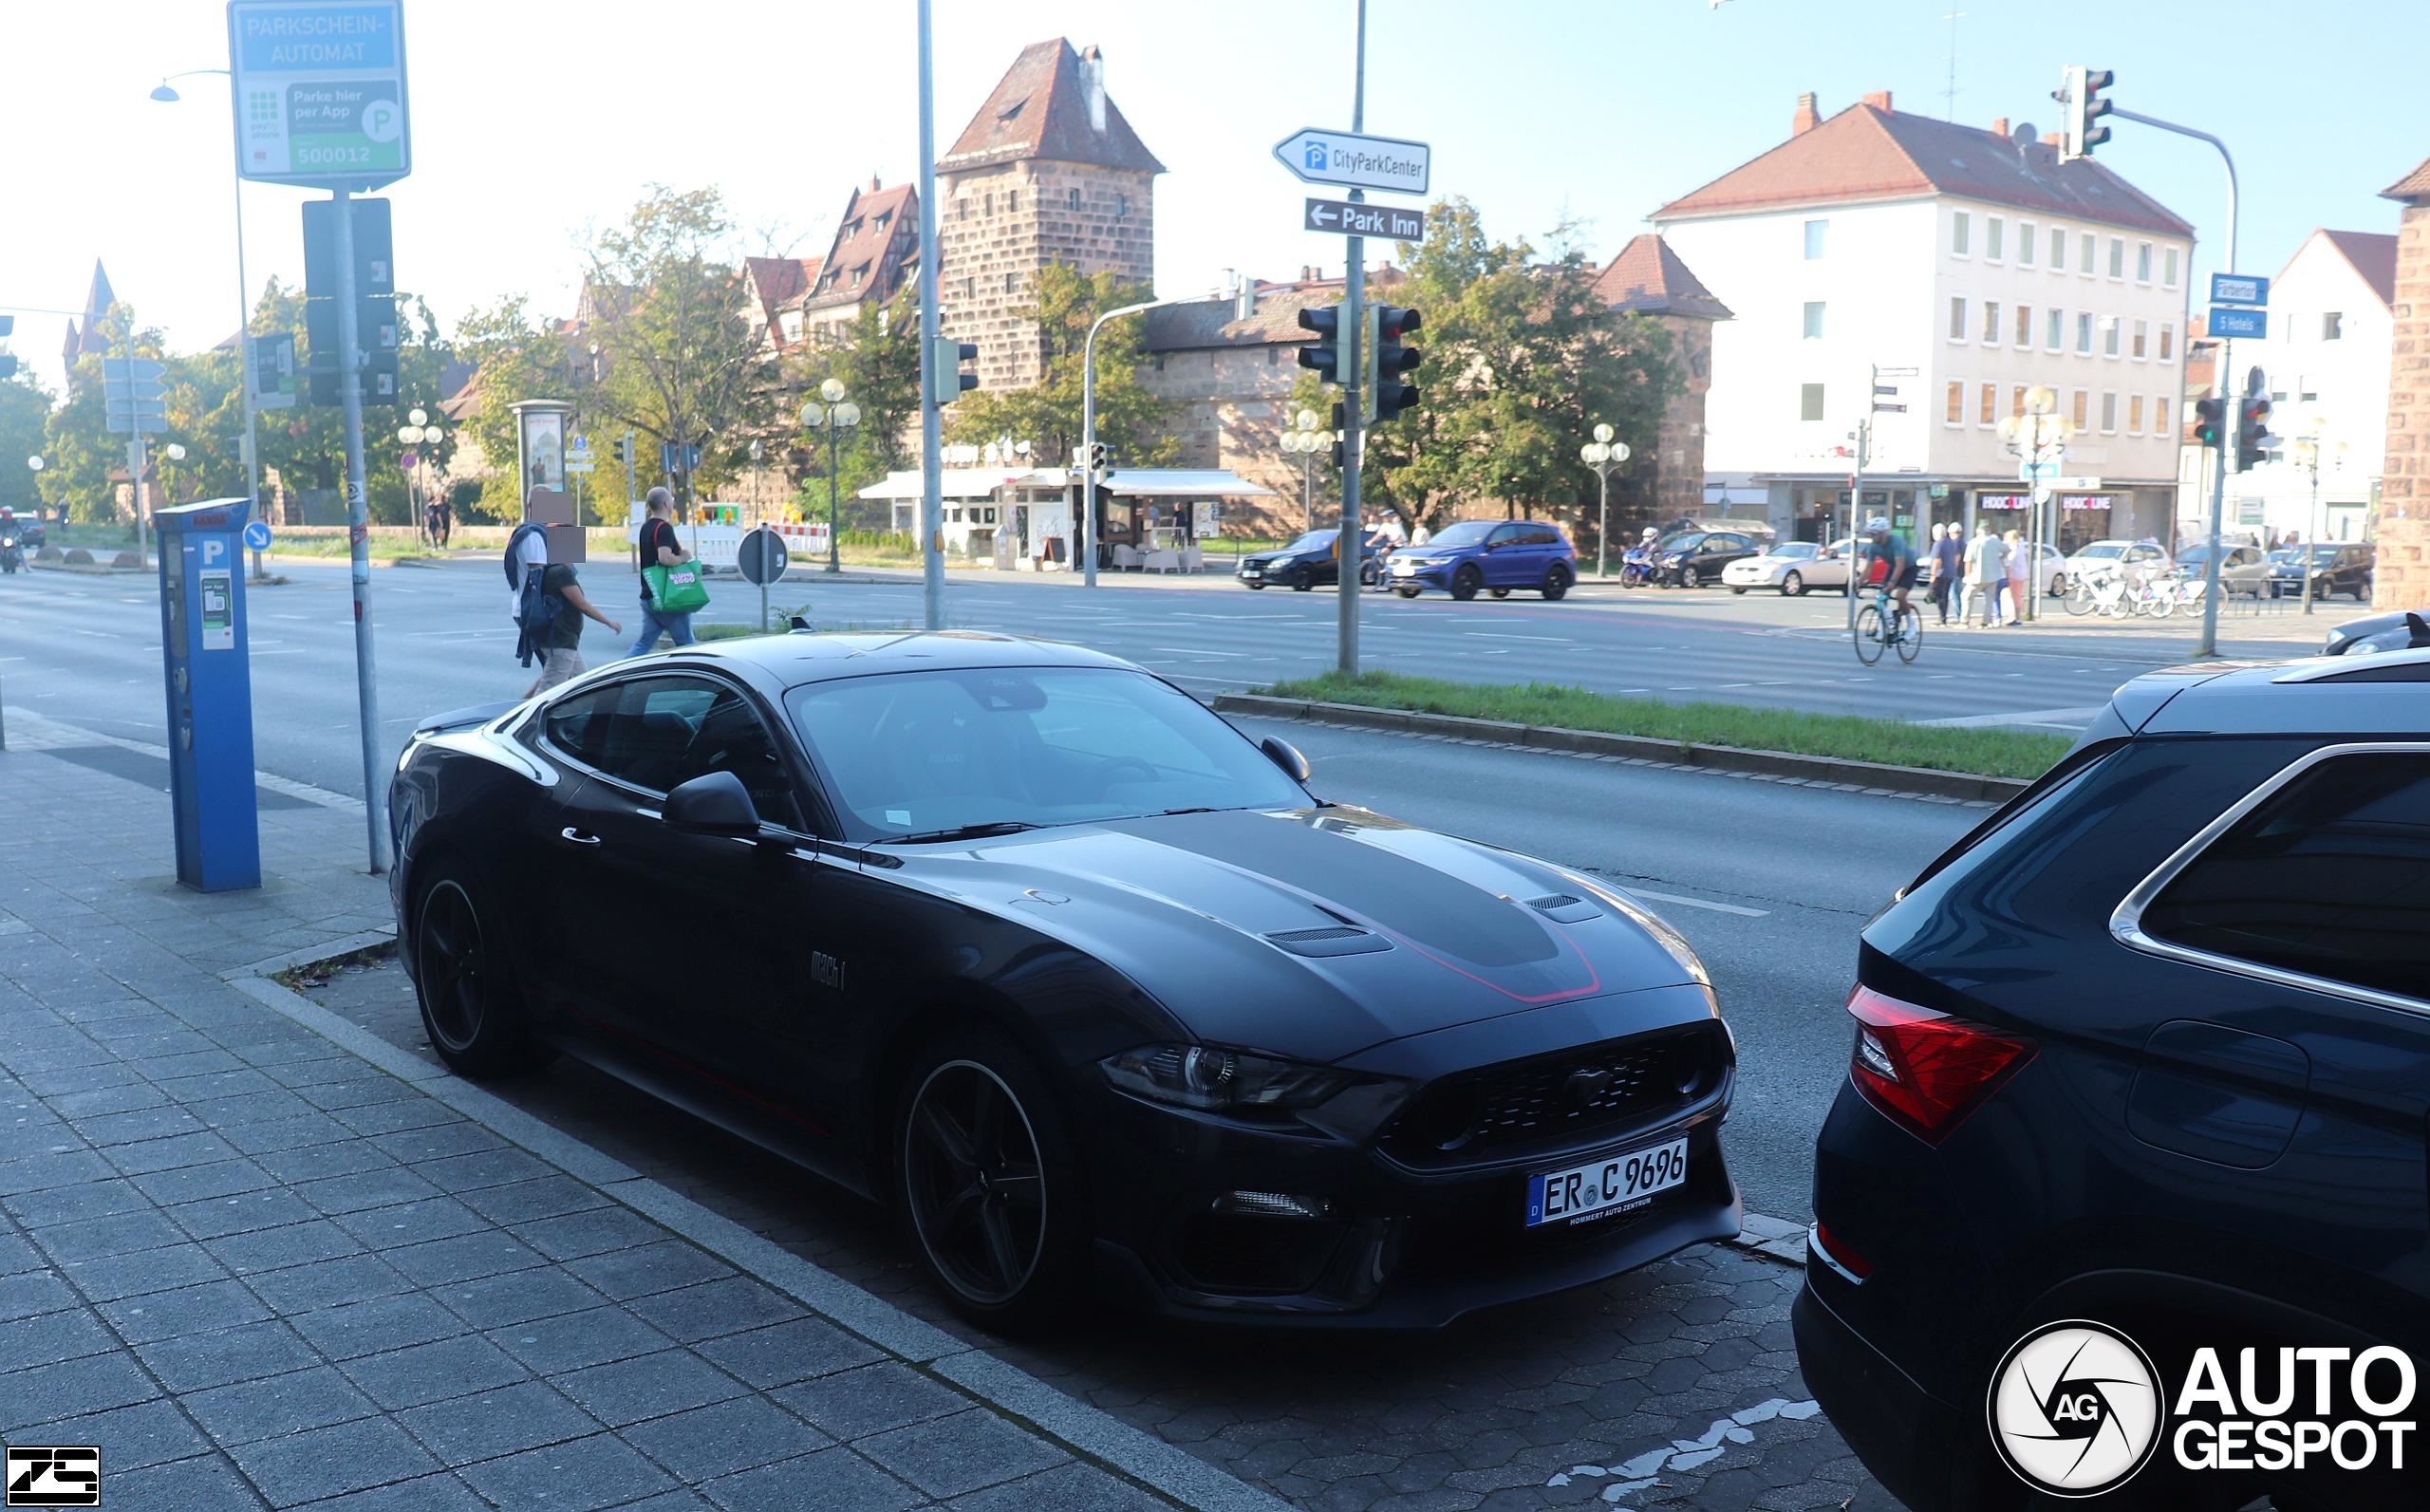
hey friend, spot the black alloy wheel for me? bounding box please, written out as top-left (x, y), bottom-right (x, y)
top-left (1449, 564), bottom-right (1484, 602)
top-left (1394, 585), bottom-right (1421, 598)
top-left (899, 1031), bottom-right (1083, 1330)
top-left (1542, 564), bottom-right (1571, 600)
top-left (1291, 567), bottom-right (1314, 591)
top-left (1244, 580), bottom-right (1264, 590)
top-left (412, 868), bottom-right (551, 1079)
top-left (1489, 587), bottom-right (1511, 599)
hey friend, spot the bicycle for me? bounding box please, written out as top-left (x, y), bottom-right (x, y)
top-left (1854, 585), bottom-right (1922, 665)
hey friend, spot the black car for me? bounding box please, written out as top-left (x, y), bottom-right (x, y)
top-left (2266, 541), bottom-right (2375, 600)
top-left (1797, 651), bottom-right (2430, 1510)
top-left (2323, 607), bottom-right (2430, 656)
top-left (1237, 529), bottom-right (1383, 590)
top-left (1656, 529), bottom-right (1768, 588)
top-left (391, 634), bottom-right (1740, 1329)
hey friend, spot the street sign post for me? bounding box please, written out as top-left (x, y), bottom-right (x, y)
top-left (1273, 128), bottom-right (1430, 196)
top-left (227, 0), bottom-right (412, 190)
top-left (2210, 272), bottom-right (2269, 307)
top-left (1302, 198), bottom-right (1424, 240)
top-left (242, 520), bottom-right (273, 551)
top-left (2207, 307), bottom-right (2268, 340)
top-left (737, 525), bottom-right (790, 633)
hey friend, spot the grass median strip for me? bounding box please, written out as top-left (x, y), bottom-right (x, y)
top-left (1262, 671), bottom-right (2072, 781)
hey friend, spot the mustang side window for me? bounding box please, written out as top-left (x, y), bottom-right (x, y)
top-left (540, 685), bottom-right (619, 767)
top-left (2139, 750), bottom-right (2430, 1002)
top-left (580, 677), bottom-right (800, 828)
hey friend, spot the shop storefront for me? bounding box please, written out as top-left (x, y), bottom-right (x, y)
top-left (2055, 494), bottom-right (2118, 553)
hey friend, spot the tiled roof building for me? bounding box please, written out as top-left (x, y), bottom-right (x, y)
top-left (1596, 234), bottom-right (1732, 522)
top-left (2374, 154), bottom-right (2430, 608)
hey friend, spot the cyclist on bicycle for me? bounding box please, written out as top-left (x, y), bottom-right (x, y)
top-left (1857, 516), bottom-right (1918, 619)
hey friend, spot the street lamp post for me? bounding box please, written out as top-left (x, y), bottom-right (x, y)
top-left (1080, 298), bottom-right (1176, 588)
top-left (1579, 422), bottom-right (1632, 579)
top-left (1280, 408), bottom-right (1336, 533)
top-left (801, 380), bottom-right (862, 574)
top-left (1995, 385), bottom-right (2073, 624)
top-left (151, 71), bottom-right (261, 530)
top-left (2290, 417), bottom-right (2343, 615)
top-left (397, 410), bottom-right (445, 546)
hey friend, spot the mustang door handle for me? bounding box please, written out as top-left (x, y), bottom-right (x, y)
top-left (559, 828), bottom-right (602, 846)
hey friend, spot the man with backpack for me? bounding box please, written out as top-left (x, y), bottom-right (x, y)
top-left (506, 517), bottom-right (621, 694)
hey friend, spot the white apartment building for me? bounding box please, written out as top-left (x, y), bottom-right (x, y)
top-left (2222, 229), bottom-right (2395, 543)
top-left (1654, 90), bottom-right (2194, 552)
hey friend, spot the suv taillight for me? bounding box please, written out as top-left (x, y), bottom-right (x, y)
top-left (1844, 984), bottom-right (2034, 1144)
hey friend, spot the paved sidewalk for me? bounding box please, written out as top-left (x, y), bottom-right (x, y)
top-left (0, 737), bottom-right (1245, 1512)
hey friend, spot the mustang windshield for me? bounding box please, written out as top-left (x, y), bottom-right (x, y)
top-left (787, 667), bottom-right (1311, 843)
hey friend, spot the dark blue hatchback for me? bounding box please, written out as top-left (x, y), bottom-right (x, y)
top-left (1386, 520), bottom-right (1578, 601)
top-left (1798, 651), bottom-right (2430, 1512)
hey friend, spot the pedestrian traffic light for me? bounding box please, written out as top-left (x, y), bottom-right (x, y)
top-left (1084, 441), bottom-right (1111, 480)
top-left (2194, 396), bottom-right (2227, 449)
top-left (1370, 306), bottom-right (1422, 421)
top-left (2056, 65), bottom-right (2115, 161)
top-left (930, 338), bottom-right (979, 404)
top-left (1298, 302), bottom-right (1347, 385)
top-left (2236, 381), bottom-right (2276, 472)
top-left (0, 313), bottom-right (15, 379)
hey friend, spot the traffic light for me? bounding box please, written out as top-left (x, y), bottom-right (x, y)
top-left (2236, 371), bottom-right (2276, 471)
top-left (2194, 396), bottom-right (2227, 450)
top-left (1298, 302), bottom-right (1347, 384)
top-left (0, 313), bottom-right (14, 379)
top-left (1370, 306), bottom-right (1422, 421)
top-left (612, 435), bottom-right (632, 469)
top-left (930, 337), bottom-right (979, 403)
top-left (1330, 403), bottom-right (1346, 467)
top-left (1084, 441), bottom-right (1111, 480)
top-left (2056, 65), bottom-right (2115, 161)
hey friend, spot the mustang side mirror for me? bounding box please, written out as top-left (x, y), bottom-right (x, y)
top-left (1260, 737), bottom-right (1313, 784)
top-left (663, 771), bottom-right (762, 837)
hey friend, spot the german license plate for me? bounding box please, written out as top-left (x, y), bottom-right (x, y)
top-left (1525, 1137), bottom-right (1688, 1228)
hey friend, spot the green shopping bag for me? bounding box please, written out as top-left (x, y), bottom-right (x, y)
top-left (644, 560), bottom-right (710, 614)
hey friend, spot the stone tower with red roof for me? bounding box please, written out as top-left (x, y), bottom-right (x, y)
top-left (936, 39), bottom-right (1163, 392)
top-left (2378, 154), bottom-right (2430, 609)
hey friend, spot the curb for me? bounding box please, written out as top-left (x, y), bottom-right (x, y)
top-left (1212, 694), bottom-right (2032, 804)
top-left (237, 961), bottom-right (1295, 1512)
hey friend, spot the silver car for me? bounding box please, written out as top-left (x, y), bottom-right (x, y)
top-left (1721, 538), bottom-right (1853, 596)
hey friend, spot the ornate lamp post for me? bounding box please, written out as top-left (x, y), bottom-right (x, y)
top-left (1280, 409), bottom-right (1336, 533)
top-left (2290, 415), bottom-right (2346, 615)
top-left (1996, 385), bottom-right (2073, 622)
top-left (1579, 423), bottom-right (1632, 579)
top-left (800, 379), bottom-right (861, 574)
top-left (397, 409), bottom-right (445, 538)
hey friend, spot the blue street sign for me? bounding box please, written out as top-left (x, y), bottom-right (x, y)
top-left (659, 441), bottom-right (702, 474)
top-left (243, 520), bottom-right (274, 551)
top-left (2207, 307), bottom-right (2268, 340)
top-left (2210, 272), bottom-right (2269, 308)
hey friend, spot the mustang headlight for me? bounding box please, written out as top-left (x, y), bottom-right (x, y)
top-left (1101, 1044), bottom-right (1348, 1112)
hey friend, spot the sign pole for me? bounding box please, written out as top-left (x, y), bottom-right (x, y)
top-left (1336, 0), bottom-right (1369, 679)
top-left (332, 189), bottom-right (387, 874)
top-left (915, 0), bottom-right (944, 631)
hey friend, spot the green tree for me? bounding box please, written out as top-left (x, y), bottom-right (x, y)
top-left (948, 264), bottom-right (1174, 468)
top-left (1361, 200), bottom-right (1679, 542)
top-left (452, 293), bottom-right (581, 522)
top-left (0, 372), bottom-right (52, 516)
top-left (786, 288), bottom-right (922, 526)
top-left (42, 304), bottom-right (166, 525)
top-left (238, 280), bottom-right (455, 524)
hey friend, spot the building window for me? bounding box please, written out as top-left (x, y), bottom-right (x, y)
top-left (2104, 318), bottom-right (2122, 358)
top-left (1979, 383), bottom-right (1997, 426)
top-left (1982, 300), bottom-right (2001, 344)
top-left (2108, 237), bottom-right (2125, 278)
top-left (1003, 271), bottom-right (1017, 295)
top-left (1952, 211), bottom-right (1970, 255)
top-left (2132, 319), bottom-right (2148, 359)
top-left (2164, 247), bottom-right (2180, 287)
top-left (2128, 394), bottom-right (2145, 433)
top-left (2159, 323), bottom-right (2176, 362)
top-left (2082, 232), bottom-right (2097, 273)
top-left (2137, 242), bottom-right (2153, 282)
top-left (2011, 384), bottom-right (2029, 419)
top-left (984, 194), bottom-right (994, 215)
top-left (2019, 222), bottom-right (2036, 267)
top-left (2015, 304), bottom-right (2033, 346)
top-left (1800, 383), bottom-right (1826, 421)
top-left (2102, 391), bottom-right (2119, 432)
top-left (1949, 296), bottom-right (1968, 341)
top-left (1946, 380), bottom-right (1965, 425)
top-left (2050, 225), bottom-right (2066, 269)
top-left (2071, 388), bottom-right (2089, 429)
top-left (2077, 311), bottom-right (2093, 354)
top-left (1803, 301), bottom-right (1825, 339)
top-left (2323, 311), bottom-right (2345, 341)
top-left (1069, 187), bottom-right (1080, 210)
top-left (2047, 308), bottom-right (2064, 351)
top-left (1988, 215), bottom-right (2005, 261)
top-left (2155, 396), bottom-right (2172, 435)
top-left (1804, 219), bottom-right (1828, 259)
top-left (1007, 191), bottom-right (1019, 214)
top-left (1115, 193), bottom-right (1130, 219)
top-left (956, 198), bottom-right (968, 220)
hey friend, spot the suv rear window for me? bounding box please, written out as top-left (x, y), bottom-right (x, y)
top-left (2137, 748), bottom-right (2430, 1003)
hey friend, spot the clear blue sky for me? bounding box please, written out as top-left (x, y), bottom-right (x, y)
top-left (1, 0), bottom-right (2416, 396)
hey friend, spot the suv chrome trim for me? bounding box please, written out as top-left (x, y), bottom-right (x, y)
top-left (2110, 740), bottom-right (2430, 1017)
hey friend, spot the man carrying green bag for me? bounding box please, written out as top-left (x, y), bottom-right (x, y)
top-left (628, 487), bottom-right (708, 656)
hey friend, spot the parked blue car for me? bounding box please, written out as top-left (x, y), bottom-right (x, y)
top-left (1387, 520), bottom-right (1578, 601)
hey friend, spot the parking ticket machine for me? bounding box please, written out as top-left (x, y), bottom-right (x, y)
top-left (155, 499), bottom-right (260, 892)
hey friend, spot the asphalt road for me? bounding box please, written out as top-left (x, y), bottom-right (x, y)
top-left (0, 552), bottom-right (2338, 801)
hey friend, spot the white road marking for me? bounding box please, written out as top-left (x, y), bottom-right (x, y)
top-left (1915, 705), bottom-right (2105, 728)
top-left (1149, 646), bottom-right (1251, 658)
top-left (1463, 631), bottom-right (1575, 643)
top-left (1627, 887), bottom-right (1769, 918)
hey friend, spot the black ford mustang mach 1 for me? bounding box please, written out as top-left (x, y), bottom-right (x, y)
top-left (389, 633), bottom-right (1738, 1329)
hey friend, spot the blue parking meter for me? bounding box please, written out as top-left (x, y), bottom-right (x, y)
top-left (156, 499), bottom-right (261, 891)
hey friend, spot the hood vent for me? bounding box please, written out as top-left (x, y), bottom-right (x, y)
top-left (1525, 893), bottom-right (1604, 924)
top-left (1265, 925), bottom-right (1392, 958)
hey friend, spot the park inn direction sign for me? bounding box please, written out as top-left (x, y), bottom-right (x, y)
top-left (226, 0), bottom-right (412, 190)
